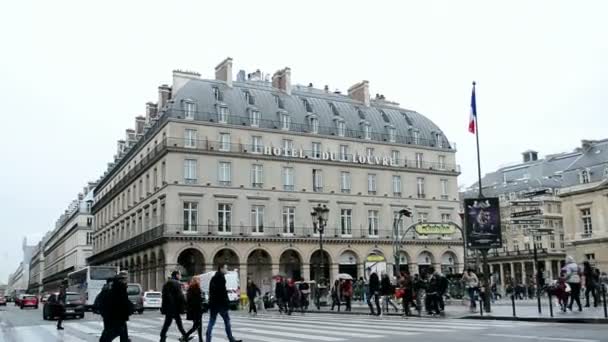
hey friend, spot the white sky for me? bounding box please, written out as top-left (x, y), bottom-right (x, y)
top-left (1, 0), bottom-right (607, 282)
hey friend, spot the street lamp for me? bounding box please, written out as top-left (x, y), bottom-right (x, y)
top-left (393, 208), bottom-right (412, 277)
top-left (311, 204), bottom-right (330, 309)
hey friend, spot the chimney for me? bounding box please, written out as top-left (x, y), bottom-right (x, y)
top-left (158, 84), bottom-right (171, 109)
top-left (236, 70), bottom-right (246, 82)
top-left (581, 140), bottom-right (595, 152)
top-left (215, 57), bottom-right (233, 87)
top-left (522, 150), bottom-right (539, 163)
top-left (146, 102), bottom-right (158, 121)
top-left (78, 193), bottom-right (84, 201)
top-left (272, 67), bottom-right (292, 95)
top-left (135, 116), bottom-right (146, 135)
top-left (348, 80), bottom-right (370, 106)
top-left (117, 140), bottom-right (126, 155)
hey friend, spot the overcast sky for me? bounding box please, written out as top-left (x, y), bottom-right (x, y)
top-left (1, 0), bottom-right (607, 282)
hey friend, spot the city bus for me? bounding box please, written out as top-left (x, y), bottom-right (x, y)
top-left (67, 266), bottom-right (118, 309)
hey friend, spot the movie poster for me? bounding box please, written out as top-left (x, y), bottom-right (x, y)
top-left (464, 197), bottom-right (502, 249)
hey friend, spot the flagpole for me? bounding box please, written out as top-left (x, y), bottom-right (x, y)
top-left (473, 81), bottom-right (483, 198)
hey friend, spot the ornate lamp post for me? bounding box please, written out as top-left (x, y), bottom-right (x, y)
top-left (311, 204), bottom-right (330, 309)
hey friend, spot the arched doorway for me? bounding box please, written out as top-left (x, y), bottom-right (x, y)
top-left (177, 248), bottom-right (205, 281)
top-left (397, 251), bottom-right (410, 275)
top-left (309, 250), bottom-right (331, 282)
top-left (441, 251), bottom-right (458, 275)
top-left (417, 251), bottom-right (434, 275)
top-left (338, 250), bottom-right (358, 279)
top-left (279, 250), bottom-right (302, 280)
top-left (364, 251), bottom-right (387, 278)
top-left (212, 249), bottom-right (240, 272)
top-left (247, 249), bottom-right (272, 294)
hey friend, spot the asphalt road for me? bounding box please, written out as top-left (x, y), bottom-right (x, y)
top-left (0, 304), bottom-right (606, 342)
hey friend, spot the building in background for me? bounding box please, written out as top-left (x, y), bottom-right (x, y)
top-left (42, 184), bottom-right (95, 292)
top-left (28, 234), bottom-right (49, 294)
top-left (87, 58), bottom-right (463, 293)
top-left (6, 237), bottom-right (39, 298)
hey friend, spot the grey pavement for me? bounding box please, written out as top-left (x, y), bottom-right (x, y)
top-left (1, 304), bottom-right (607, 342)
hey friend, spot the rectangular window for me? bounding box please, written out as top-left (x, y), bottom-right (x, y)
top-left (368, 210), bottom-right (379, 236)
top-left (415, 153), bottom-right (424, 168)
top-left (417, 177), bottom-right (425, 198)
top-left (585, 253), bottom-right (596, 261)
top-left (339, 145), bottom-right (349, 161)
top-left (283, 167), bottom-right (295, 191)
top-left (251, 164), bottom-right (263, 188)
top-left (219, 133), bottom-right (231, 151)
top-left (183, 202), bottom-right (198, 231)
top-left (185, 129), bottom-right (197, 148)
top-left (341, 209), bottom-right (352, 235)
top-left (218, 162), bottom-right (231, 186)
top-left (440, 179), bottom-right (449, 200)
top-left (340, 172), bottom-right (351, 193)
top-left (337, 121), bottom-right (346, 137)
top-left (391, 150), bottom-right (400, 165)
top-left (280, 113), bottom-right (291, 130)
top-left (388, 127), bottom-right (396, 142)
top-left (310, 117), bottom-right (319, 133)
top-left (283, 139), bottom-right (293, 153)
top-left (394, 211), bottom-right (405, 235)
top-left (251, 136), bottom-right (263, 153)
top-left (218, 106), bottom-right (229, 123)
top-left (217, 204), bottom-right (232, 233)
top-left (368, 174), bottom-right (377, 194)
top-left (184, 159), bottom-right (197, 184)
top-left (184, 102), bottom-right (195, 119)
top-left (312, 142), bottom-right (321, 159)
top-left (282, 206), bottom-right (296, 234)
top-left (438, 155), bottom-right (446, 170)
top-left (363, 124), bottom-right (371, 139)
top-left (153, 168), bottom-right (158, 189)
top-left (313, 169), bottom-right (323, 192)
top-left (86, 232), bottom-right (93, 245)
top-left (441, 213), bottom-right (451, 222)
top-left (412, 130), bottom-right (420, 145)
top-left (392, 175), bottom-right (402, 197)
top-left (581, 208), bottom-right (593, 237)
top-left (213, 87), bottom-right (223, 101)
top-left (250, 110), bottom-right (260, 127)
top-left (250, 206), bottom-right (264, 233)
top-left (161, 161), bottom-right (166, 184)
top-left (417, 212), bottom-right (428, 223)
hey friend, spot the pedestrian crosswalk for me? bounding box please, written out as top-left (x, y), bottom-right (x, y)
top-left (0, 312), bottom-right (540, 342)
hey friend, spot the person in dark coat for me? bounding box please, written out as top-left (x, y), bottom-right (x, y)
top-left (56, 283), bottom-right (67, 330)
top-left (99, 271), bottom-right (134, 342)
top-left (380, 273), bottom-right (398, 313)
top-left (367, 272), bottom-right (381, 316)
top-left (160, 270), bottom-right (189, 342)
top-left (583, 261), bottom-right (599, 307)
top-left (246, 279), bottom-right (261, 315)
top-left (274, 278), bottom-right (285, 313)
top-left (330, 280), bottom-right (341, 312)
top-left (205, 264), bottom-right (242, 342)
top-left (184, 276), bottom-right (205, 342)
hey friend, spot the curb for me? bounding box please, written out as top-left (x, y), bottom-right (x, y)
top-left (462, 315), bottom-right (608, 324)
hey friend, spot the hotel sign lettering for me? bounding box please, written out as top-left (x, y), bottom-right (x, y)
top-left (260, 146), bottom-right (400, 167)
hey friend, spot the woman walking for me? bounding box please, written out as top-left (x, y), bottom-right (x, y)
top-left (184, 276), bottom-right (205, 342)
top-left (564, 256), bottom-right (582, 311)
top-left (462, 269), bottom-right (479, 312)
top-left (341, 279), bottom-right (353, 312)
top-left (330, 280), bottom-right (341, 312)
top-left (380, 273), bottom-right (399, 314)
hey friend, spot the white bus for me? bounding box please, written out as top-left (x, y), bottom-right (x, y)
top-left (67, 266), bottom-right (118, 308)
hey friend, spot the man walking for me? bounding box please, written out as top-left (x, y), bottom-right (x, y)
top-left (205, 264), bottom-right (242, 342)
top-left (99, 271), bottom-right (134, 342)
top-left (56, 283), bottom-right (67, 330)
top-left (160, 270), bottom-right (190, 342)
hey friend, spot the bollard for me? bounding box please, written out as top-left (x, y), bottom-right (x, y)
top-left (548, 292), bottom-right (553, 318)
top-left (511, 294), bottom-right (516, 317)
top-left (479, 290), bottom-right (483, 317)
top-left (603, 284), bottom-right (607, 319)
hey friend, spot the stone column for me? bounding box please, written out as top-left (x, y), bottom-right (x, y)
top-left (302, 263), bottom-right (311, 281)
top-left (521, 262), bottom-right (527, 285)
top-left (330, 263), bottom-right (339, 284)
top-left (271, 262), bottom-right (280, 277)
top-left (545, 260), bottom-right (552, 280)
top-left (239, 263), bottom-right (248, 291)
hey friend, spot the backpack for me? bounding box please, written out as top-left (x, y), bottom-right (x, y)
top-left (93, 284), bottom-right (111, 315)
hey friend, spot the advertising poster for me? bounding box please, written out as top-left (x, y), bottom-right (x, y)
top-left (464, 197), bottom-right (502, 249)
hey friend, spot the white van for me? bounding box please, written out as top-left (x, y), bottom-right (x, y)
top-left (199, 271), bottom-right (240, 309)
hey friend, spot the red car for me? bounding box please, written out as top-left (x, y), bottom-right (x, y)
top-left (20, 295), bottom-right (39, 309)
top-left (0, 296), bottom-right (6, 306)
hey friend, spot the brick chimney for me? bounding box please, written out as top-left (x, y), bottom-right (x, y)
top-left (348, 81), bottom-right (370, 106)
top-left (215, 57), bottom-right (233, 87)
top-left (135, 116), bottom-right (146, 135)
top-left (146, 102), bottom-right (158, 121)
top-left (158, 84), bottom-right (171, 110)
top-left (272, 67), bottom-right (291, 95)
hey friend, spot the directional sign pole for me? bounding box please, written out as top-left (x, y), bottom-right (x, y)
top-left (533, 239), bottom-right (542, 314)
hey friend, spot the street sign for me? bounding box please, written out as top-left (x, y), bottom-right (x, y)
top-left (511, 219), bottom-right (543, 225)
top-left (526, 228), bottom-right (554, 235)
top-left (511, 201), bottom-right (542, 206)
top-left (414, 223), bottom-right (456, 235)
top-left (510, 209), bottom-right (542, 218)
top-left (522, 189), bottom-right (552, 198)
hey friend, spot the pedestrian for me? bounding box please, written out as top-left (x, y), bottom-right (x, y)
top-left (367, 272), bottom-right (381, 316)
top-left (184, 276), bottom-right (205, 342)
top-left (436, 271), bottom-right (449, 313)
top-left (330, 280), bottom-right (341, 312)
top-left (398, 272), bottom-right (413, 316)
top-left (99, 271), bottom-right (134, 342)
top-left (205, 264), bottom-right (242, 342)
top-left (341, 279), bottom-right (353, 312)
top-left (564, 256), bottom-right (583, 312)
top-left (583, 261), bottom-right (599, 307)
top-left (246, 279), bottom-right (260, 315)
top-left (56, 283), bottom-right (67, 330)
top-left (286, 278), bottom-right (297, 315)
top-left (160, 270), bottom-right (189, 342)
top-left (298, 279), bottom-right (310, 311)
top-left (425, 271), bottom-right (441, 315)
top-left (275, 278), bottom-right (286, 313)
top-left (462, 268), bottom-right (479, 312)
top-left (380, 273), bottom-right (398, 314)
top-left (553, 271), bottom-right (570, 312)
top-left (412, 274), bottom-right (426, 313)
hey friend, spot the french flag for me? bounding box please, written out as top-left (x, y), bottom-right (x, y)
top-left (468, 82), bottom-right (477, 134)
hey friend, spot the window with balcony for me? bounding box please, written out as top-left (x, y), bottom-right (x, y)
top-left (340, 172), bottom-right (351, 193)
top-left (340, 145), bottom-right (349, 161)
top-left (153, 168), bottom-right (158, 189)
top-left (280, 113), bottom-right (291, 130)
top-left (161, 161), bottom-right (166, 184)
top-left (313, 169), bottom-right (323, 192)
top-left (217, 204), bottom-right (232, 233)
top-left (250, 206), bottom-right (264, 233)
top-left (251, 136), bottom-right (263, 153)
top-left (368, 210), bottom-right (379, 236)
top-left (249, 109), bottom-right (260, 127)
top-left (368, 174), bottom-right (377, 195)
top-left (283, 167), bottom-right (294, 191)
top-left (218, 162), bottom-right (231, 186)
top-left (392, 175), bottom-right (402, 197)
top-left (184, 159), bottom-right (197, 184)
top-left (185, 129), bottom-right (197, 148)
top-left (415, 153), bottom-right (424, 168)
top-left (282, 206), bottom-right (295, 234)
top-left (310, 117), bottom-right (319, 133)
top-left (391, 150), bottom-right (400, 165)
top-left (336, 120), bottom-right (346, 137)
top-left (438, 155), bottom-right (446, 170)
top-left (440, 179), bottom-right (449, 200)
top-left (218, 106), bottom-right (229, 123)
top-left (183, 202), bottom-right (198, 232)
top-left (341, 209), bottom-right (352, 236)
top-left (417, 177), bottom-right (425, 198)
top-left (219, 133), bottom-right (230, 151)
top-left (251, 164), bottom-right (263, 188)
top-left (312, 142), bottom-right (321, 159)
top-left (184, 101), bottom-right (195, 120)
top-left (581, 208), bottom-right (592, 237)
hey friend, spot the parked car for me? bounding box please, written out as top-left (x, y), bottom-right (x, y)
top-left (20, 295), bottom-right (39, 309)
top-left (0, 296), bottom-right (7, 306)
top-left (41, 294), bottom-right (51, 303)
top-left (43, 292), bottom-right (85, 320)
top-left (142, 291), bottom-right (162, 310)
top-left (127, 283), bottom-right (144, 314)
top-left (14, 295), bottom-right (24, 306)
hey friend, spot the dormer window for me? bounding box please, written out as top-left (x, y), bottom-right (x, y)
top-left (355, 106), bottom-right (366, 120)
top-left (336, 120), bottom-right (346, 137)
top-left (380, 110), bottom-right (390, 123)
top-left (580, 169), bottom-right (590, 184)
top-left (274, 95), bottom-right (285, 109)
top-left (244, 91), bottom-right (255, 105)
top-left (387, 126), bottom-right (396, 143)
top-left (213, 87), bottom-right (223, 101)
top-left (329, 103), bottom-right (340, 116)
top-left (362, 123), bottom-right (371, 140)
top-left (412, 130), bottom-right (420, 145)
top-left (401, 112), bottom-right (414, 126)
top-left (310, 117), bottom-right (319, 134)
top-left (302, 98), bottom-right (313, 113)
top-left (280, 113), bottom-right (291, 130)
top-left (435, 133), bottom-right (443, 148)
top-left (183, 100), bottom-right (195, 120)
top-left (217, 106), bottom-right (229, 123)
top-left (249, 109), bottom-right (260, 127)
